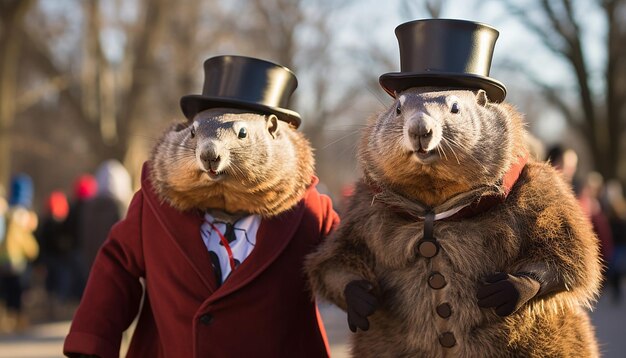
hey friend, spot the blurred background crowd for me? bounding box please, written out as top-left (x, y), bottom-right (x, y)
top-left (0, 159), bottom-right (132, 332)
top-left (545, 145), bottom-right (626, 305)
top-left (0, 0), bottom-right (625, 354)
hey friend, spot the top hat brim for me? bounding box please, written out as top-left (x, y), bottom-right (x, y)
top-left (379, 72), bottom-right (506, 103)
top-left (180, 95), bottom-right (302, 128)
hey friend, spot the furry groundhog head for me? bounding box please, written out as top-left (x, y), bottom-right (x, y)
top-left (360, 88), bottom-right (526, 207)
top-left (150, 108), bottom-right (314, 217)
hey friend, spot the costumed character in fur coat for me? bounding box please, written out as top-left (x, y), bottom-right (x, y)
top-left (306, 19), bottom-right (602, 358)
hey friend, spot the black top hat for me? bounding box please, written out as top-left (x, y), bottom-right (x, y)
top-left (379, 19), bottom-right (506, 102)
top-left (180, 55), bottom-right (301, 127)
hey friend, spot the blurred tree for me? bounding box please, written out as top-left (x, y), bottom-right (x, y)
top-left (360, 0), bottom-right (447, 98)
top-left (2, 0), bottom-right (375, 204)
top-left (0, 0), bottom-right (35, 189)
top-left (1, 0), bottom-right (463, 206)
top-left (17, 0), bottom-right (171, 177)
top-left (401, 0), bottom-right (446, 18)
top-left (10, 0), bottom-right (227, 190)
top-left (501, 0), bottom-right (626, 180)
top-left (224, 0), bottom-right (355, 145)
top-left (222, 0), bottom-right (369, 195)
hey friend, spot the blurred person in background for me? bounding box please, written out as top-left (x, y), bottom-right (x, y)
top-left (35, 191), bottom-right (73, 319)
top-left (578, 172), bottom-right (614, 282)
top-left (63, 174), bottom-right (98, 300)
top-left (0, 185), bottom-right (7, 324)
top-left (0, 184), bottom-right (7, 249)
top-left (604, 179), bottom-right (626, 304)
top-left (547, 147), bottom-right (616, 289)
top-left (0, 184), bottom-right (7, 257)
top-left (546, 144), bottom-right (579, 187)
top-left (80, 159), bottom-right (132, 275)
top-left (0, 174), bottom-right (39, 332)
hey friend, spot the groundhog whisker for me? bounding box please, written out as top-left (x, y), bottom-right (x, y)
top-left (130, 134), bottom-right (165, 143)
top-left (442, 133), bottom-right (468, 150)
top-left (171, 143), bottom-right (196, 151)
top-left (441, 137), bottom-right (459, 164)
top-left (228, 162), bottom-right (247, 181)
top-left (164, 152), bottom-right (196, 160)
top-left (436, 144), bottom-right (449, 162)
top-left (444, 135), bottom-right (486, 170)
top-left (323, 124), bottom-right (368, 131)
top-left (367, 86), bottom-right (393, 109)
top-left (319, 130), bottom-right (361, 150)
top-left (435, 144), bottom-right (442, 158)
top-left (458, 149), bottom-right (488, 173)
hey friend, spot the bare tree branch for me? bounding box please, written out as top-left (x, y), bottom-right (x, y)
top-left (502, 0), bottom-right (567, 54)
top-left (500, 59), bottom-right (583, 130)
top-left (500, 0), bottom-right (626, 178)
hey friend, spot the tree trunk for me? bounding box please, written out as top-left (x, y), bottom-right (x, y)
top-left (0, 0), bottom-right (34, 189)
top-left (119, 0), bottom-right (168, 182)
top-left (604, 0), bottom-right (625, 180)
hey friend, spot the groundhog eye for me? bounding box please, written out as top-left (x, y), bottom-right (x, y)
top-left (190, 126), bottom-right (196, 138)
top-left (238, 127), bottom-right (248, 139)
top-left (451, 102), bottom-right (460, 114)
top-left (396, 103), bottom-right (401, 115)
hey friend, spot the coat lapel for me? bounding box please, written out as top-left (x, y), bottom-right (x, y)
top-left (141, 164), bottom-right (218, 293)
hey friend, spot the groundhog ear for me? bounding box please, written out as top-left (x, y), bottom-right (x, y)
top-left (476, 90), bottom-right (488, 106)
top-left (266, 114), bottom-right (279, 138)
top-left (173, 121), bottom-right (190, 132)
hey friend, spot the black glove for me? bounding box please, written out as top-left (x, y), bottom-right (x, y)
top-left (344, 279), bottom-right (379, 332)
top-left (476, 272), bottom-right (541, 317)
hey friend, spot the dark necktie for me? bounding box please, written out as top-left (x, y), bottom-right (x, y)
top-left (223, 222), bottom-right (237, 243)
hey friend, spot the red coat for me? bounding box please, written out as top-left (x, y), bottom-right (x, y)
top-left (64, 163), bottom-right (339, 358)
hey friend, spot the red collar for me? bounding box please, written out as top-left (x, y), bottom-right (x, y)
top-left (369, 153), bottom-right (528, 222)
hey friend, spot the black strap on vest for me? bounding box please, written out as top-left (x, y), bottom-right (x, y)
top-left (423, 211), bottom-right (435, 241)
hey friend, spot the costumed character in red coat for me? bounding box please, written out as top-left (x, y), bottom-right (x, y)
top-left (64, 56), bottom-right (339, 358)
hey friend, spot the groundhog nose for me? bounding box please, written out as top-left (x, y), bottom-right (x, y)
top-left (406, 114), bottom-right (440, 153)
top-left (199, 147), bottom-right (221, 171)
top-left (408, 116), bottom-right (435, 139)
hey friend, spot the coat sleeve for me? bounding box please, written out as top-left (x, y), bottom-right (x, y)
top-left (319, 192), bottom-right (340, 239)
top-left (64, 190), bottom-right (146, 358)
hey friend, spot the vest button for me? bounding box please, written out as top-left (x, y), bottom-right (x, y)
top-left (439, 332), bottom-right (456, 348)
top-left (199, 313), bottom-right (213, 325)
top-left (428, 272), bottom-right (447, 289)
top-left (417, 240), bottom-right (439, 258)
top-left (436, 303), bottom-right (452, 318)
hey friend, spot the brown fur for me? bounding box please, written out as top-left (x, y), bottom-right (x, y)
top-left (305, 88), bottom-right (601, 357)
top-left (149, 108), bottom-right (314, 217)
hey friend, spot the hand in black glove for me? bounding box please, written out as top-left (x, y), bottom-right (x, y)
top-left (476, 272), bottom-right (541, 317)
top-left (344, 279), bottom-right (379, 332)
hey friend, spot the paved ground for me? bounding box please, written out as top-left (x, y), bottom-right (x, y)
top-left (0, 291), bottom-right (624, 357)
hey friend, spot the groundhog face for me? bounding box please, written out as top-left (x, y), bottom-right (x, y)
top-left (361, 87), bottom-right (514, 195)
top-left (396, 88), bottom-right (488, 165)
top-left (151, 108), bottom-right (289, 194)
top-left (188, 109), bottom-right (279, 181)
top-left (150, 107), bottom-right (313, 214)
